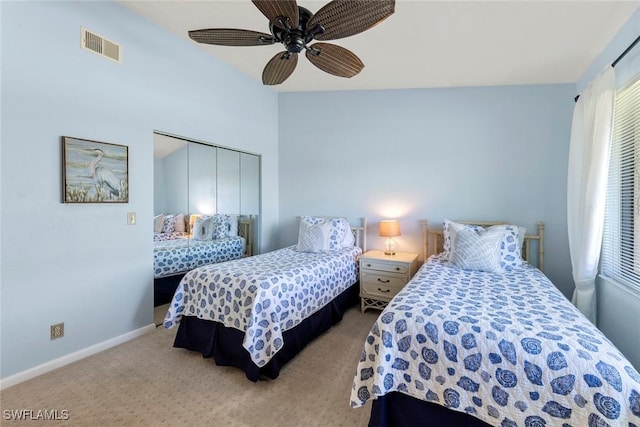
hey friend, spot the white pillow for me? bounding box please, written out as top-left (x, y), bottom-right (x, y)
top-left (154, 214), bottom-right (165, 233)
top-left (517, 226), bottom-right (526, 249)
top-left (443, 220), bottom-right (526, 270)
top-left (188, 214), bottom-right (201, 234)
top-left (342, 226), bottom-right (356, 247)
top-left (192, 216), bottom-right (214, 241)
top-left (301, 216), bottom-right (351, 250)
top-left (174, 213), bottom-right (186, 233)
top-left (443, 219), bottom-right (483, 259)
top-left (296, 220), bottom-right (332, 253)
top-left (448, 222), bottom-right (506, 273)
top-left (227, 215), bottom-right (239, 237)
top-left (191, 217), bottom-right (204, 240)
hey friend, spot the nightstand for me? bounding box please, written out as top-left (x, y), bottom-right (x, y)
top-left (359, 250), bottom-right (419, 313)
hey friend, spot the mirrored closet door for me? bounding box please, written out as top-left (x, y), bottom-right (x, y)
top-left (153, 132), bottom-right (261, 281)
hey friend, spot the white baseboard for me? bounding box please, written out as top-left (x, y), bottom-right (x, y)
top-left (0, 323), bottom-right (156, 391)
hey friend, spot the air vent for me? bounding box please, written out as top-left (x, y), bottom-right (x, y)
top-left (81, 27), bottom-right (121, 63)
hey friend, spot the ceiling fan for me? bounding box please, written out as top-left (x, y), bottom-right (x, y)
top-left (188, 0), bottom-right (395, 85)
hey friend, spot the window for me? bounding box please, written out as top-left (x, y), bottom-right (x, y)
top-left (602, 75), bottom-right (640, 294)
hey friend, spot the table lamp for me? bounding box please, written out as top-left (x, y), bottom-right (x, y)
top-left (379, 219), bottom-right (401, 255)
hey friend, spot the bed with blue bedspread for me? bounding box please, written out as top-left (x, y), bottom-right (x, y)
top-left (351, 220), bottom-right (640, 427)
top-left (165, 216), bottom-right (366, 381)
top-left (153, 235), bottom-right (246, 278)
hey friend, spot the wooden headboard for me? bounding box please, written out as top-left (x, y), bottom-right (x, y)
top-left (421, 220), bottom-right (545, 271)
top-left (239, 215), bottom-right (253, 257)
top-left (351, 217), bottom-right (368, 252)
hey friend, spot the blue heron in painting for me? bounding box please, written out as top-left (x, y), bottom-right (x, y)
top-left (88, 148), bottom-right (120, 197)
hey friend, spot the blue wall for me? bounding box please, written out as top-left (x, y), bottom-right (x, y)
top-left (278, 84), bottom-right (575, 297)
top-left (154, 145), bottom-right (189, 216)
top-left (0, 1), bottom-right (279, 379)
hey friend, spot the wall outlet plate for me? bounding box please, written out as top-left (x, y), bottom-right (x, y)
top-left (127, 212), bottom-right (136, 225)
top-left (51, 323), bottom-right (64, 340)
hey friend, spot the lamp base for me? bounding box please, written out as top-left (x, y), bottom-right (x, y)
top-left (383, 237), bottom-right (397, 256)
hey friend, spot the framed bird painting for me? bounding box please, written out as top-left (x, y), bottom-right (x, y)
top-left (61, 136), bottom-right (129, 203)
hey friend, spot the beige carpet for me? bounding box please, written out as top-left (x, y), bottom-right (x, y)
top-left (1, 307), bottom-right (378, 426)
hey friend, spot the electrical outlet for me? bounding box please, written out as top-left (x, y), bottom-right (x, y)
top-left (127, 212), bottom-right (136, 225)
top-left (51, 323), bottom-right (64, 340)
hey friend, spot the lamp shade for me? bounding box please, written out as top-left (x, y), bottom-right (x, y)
top-left (379, 220), bottom-right (401, 237)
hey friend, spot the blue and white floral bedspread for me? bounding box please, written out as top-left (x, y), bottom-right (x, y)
top-left (154, 236), bottom-right (245, 278)
top-left (154, 232), bottom-right (188, 242)
top-left (165, 245), bottom-right (362, 367)
top-left (351, 255), bottom-right (640, 427)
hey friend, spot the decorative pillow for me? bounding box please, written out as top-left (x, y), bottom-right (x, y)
top-left (205, 216), bottom-right (217, 240)
top-left (154, 214), bottom-right (165, 233)
top-left (443, 219), bottom-right (482, 259)
top-left (449, 222), bottom-right (506, 273)
top-left (444, 220), bottom-right (526, 270)
top-left (192, 216), bottom-right (214, 241)
top-left (517, 226), bottom-right (526, 256)
top-left (188, 214), bottom-right (201, 234)
top-left (191, 217), bottom-right (204, 240)
top-left (342, 226), bottom-right (356, 247)
top-left (227, 215), bottom-right (239, 237)
top-left (212, 214), bottom-right (230, 240)
top-left (301, 216), bottom-right (350, 250)
top-left (296, 220), bottom-right (332, 253)
top-left (174, 213), bottom-right (186, 233)
top-left (162, 214), bottom-right (177, 233)
top-left (500, 225), bottom-right (525, 271)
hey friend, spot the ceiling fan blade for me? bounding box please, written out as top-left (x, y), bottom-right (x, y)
top-left (252, 0), bottom-right (299, 29)
top-left (262, 51), bottom-right (298, 85)
top-left (305, 43), bottom-right (364, 78)
top-left (188, 29), bottom-right (275, 46)
top-left (307, 0), bottom-right (395, 41)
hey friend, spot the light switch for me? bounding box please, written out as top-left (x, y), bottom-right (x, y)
top-left (127, 212), bottom-right (136, 225)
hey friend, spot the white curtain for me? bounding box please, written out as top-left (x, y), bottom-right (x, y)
top-left (567, 66), bottom-right (616, 324)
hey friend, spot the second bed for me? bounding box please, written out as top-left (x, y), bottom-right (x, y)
top-left (165, 216), bottom-right (367, 381)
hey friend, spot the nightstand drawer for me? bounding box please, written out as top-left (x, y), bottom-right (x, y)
top-left (362, 271), bottom-right (406, 288)
top-left (359, 250), bottom-right (419, 313)
top-left (361, 281), bottom-right (403, 298)
top-left (361, 260), bottom-right (408, 274)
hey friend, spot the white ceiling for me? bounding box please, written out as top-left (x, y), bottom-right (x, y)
top-left (121, 0), bottom-right (639, 92)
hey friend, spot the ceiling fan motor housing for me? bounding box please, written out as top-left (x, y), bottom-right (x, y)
top-left (284, 32), bottom-right (304, 53)
top-left (270, 6), bottom-right (312, 54)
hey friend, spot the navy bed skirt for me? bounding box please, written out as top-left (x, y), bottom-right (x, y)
top-left (154, 273), bottom-right (185, 307)
top-left (173, 283), bottom-right (359, 382)
top-left (369, 392), bottom-right (493, 427)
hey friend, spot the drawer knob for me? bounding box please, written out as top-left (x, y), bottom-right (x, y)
top-left (377, 278), bottom-right (391, 284)
top-left (395, 267), bottom-right (401, 271)
top-left (377, 287), bottom-right (391, 293)
top-left (366, 264), bottom-right (371, 267)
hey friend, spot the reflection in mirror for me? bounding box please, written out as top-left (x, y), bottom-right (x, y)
top-left (188, 142), bottom-right (217, 215)
top-left (153, 134), bottom-right (190, 284)
top-left (217, 148), bottom-right (240, 215)
top-left (241, 152), bottom-right (260, 257)
top-left (154, 135), bottom-right (188, 216)
top-left (153, 133), bottom-right (261, 308)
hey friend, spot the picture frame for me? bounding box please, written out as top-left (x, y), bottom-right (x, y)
top-left (61, 136), bottom-right (129, 203)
